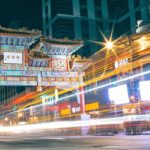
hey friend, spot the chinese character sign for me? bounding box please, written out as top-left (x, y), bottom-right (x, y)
top-left (3, 52), bottom-right (23, 64)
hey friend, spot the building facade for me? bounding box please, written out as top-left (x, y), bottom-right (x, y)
top-left (42, 0), bottom-right (150, 56)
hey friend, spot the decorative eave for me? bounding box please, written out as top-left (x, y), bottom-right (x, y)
top-left (0, 26), bottom-right (41, 36)
top-left (71, 55), bottom-right (92, 72)
top-left (29, 50), bottom-right (49, 59)
top-left (41, 38), bottom-right (83, 55)
top-left (28, 37), bottom-right (83, 56)
top-left (43, 38), bottom-right (83, 45)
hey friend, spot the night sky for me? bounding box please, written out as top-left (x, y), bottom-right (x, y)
top-left (0, 0), bottom-right (42, 29)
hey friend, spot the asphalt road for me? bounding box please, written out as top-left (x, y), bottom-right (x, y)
top-left (0, 134), bottom-right (150, 150)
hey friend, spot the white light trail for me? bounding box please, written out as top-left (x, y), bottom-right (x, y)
top-left (7, 70), bottom-right (150, 114)
top-left (0, 114), bottom-right (150, 134)
top-left (52, 70), bottom-right (150, 103)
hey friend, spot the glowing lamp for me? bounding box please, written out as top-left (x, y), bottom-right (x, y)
top-left (4, 117), bottom-right (8, 121)
top-left (106, 41), bottom-right (113, 49)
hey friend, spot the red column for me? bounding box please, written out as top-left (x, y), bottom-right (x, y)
top-left (79, 86), bottom-right (85, 114)
top-left (78, 73), bottom-right (85, 114)
top-left (24, 49), bottom-right (28, 66)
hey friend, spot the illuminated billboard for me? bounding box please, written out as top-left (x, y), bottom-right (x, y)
top-left (4, 52), bottom-right (23, 64)
top-left (108, 84), bottom-right (129, 105)
top-left (139, 81), bottom-right (150, 101)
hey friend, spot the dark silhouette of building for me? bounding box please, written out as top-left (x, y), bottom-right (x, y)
top-left (42, 0), bottom-right (150, 56)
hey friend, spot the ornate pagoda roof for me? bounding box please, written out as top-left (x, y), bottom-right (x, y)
top-left (0, 26), bottom-right (41, 36)
top-left (43, 38), bottom-right (83, 46)
top-left (30, 37), bottom-right (83, 56)
top-left (0, 26), bottom-right (83, 56)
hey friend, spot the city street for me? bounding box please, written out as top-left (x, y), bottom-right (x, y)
top-left (0, 134), bottom-right (150, 150)
top-left (0, 0), bottom-right (150, 149)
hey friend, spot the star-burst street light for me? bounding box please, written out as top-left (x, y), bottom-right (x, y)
top-left (88, 27), bottom-right (116, 52)
top-left (105, 41), bottom-right (113, 49)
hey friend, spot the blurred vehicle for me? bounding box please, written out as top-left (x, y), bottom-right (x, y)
top-left (123, 120), bottom-right (146, 135)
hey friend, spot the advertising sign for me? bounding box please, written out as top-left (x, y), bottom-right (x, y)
top-left (115, 58), bottom-right (128, 69)
top-left (108, 84), bottom-right (129, 105)
top-left (139, 81), bottom-right (150, 101)
top-left (60, 108), bottom-right (71, 116)
top-left (85, 102), bottom-right (99, 111)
